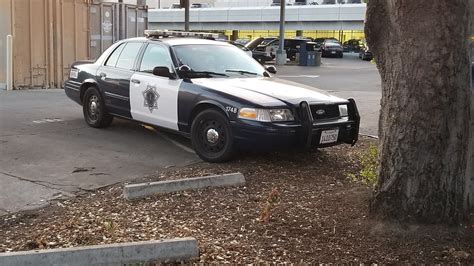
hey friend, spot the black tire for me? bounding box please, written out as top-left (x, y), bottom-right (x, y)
top-left (191, 109), bottom-right (234, 163)
top-left (82, 87), bottom-right (113, 128)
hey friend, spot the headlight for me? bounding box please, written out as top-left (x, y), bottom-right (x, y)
top-left (238, 108), bottom-right (294, 122)
top-left (268, 109), bottom-right (295, 121)
top-left (339, 104), bottom-right (348, 117)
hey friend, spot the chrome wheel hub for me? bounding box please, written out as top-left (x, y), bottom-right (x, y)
top-left (89, 96), bottom-right (98, 115)
top-left (206, 128), bottom-right (219, 144)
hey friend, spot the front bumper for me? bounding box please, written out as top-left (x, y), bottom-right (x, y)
top-left (232, 99), bottom-right (360, 151)
top-left (64, 80), bottom-right (82, 105)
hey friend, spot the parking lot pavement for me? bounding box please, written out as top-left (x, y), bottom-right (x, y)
top-left (0, 90), bottom-right (199, 214)
top-left (276, 53), bottom-right (381, 136)
top-left (0, 56), bottom-right (379, 214)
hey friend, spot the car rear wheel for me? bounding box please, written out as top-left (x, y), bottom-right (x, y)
top-left (191, 109), bottom-right (234, 163)
top-left (83, 87), bottom-right (113, 128)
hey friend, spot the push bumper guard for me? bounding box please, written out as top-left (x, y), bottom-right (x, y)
top-left (299, 98), bottom-right (360, 149)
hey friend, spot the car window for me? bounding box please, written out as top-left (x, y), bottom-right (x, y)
top-left (173, 44), bottom-right (266, 78)
top-left (116, 42), bottom-right (143, 70)
top-left (139, 44), bottom-right (174, 73)
top-left (105, 43), bottom-right (125, 67)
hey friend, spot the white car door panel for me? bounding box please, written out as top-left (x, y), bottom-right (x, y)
top-left (129, 43), bottom-right (180, 131)
top-left (129, 73), bottom-right (181, 131)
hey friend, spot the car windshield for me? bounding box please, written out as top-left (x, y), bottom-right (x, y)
top-left (261, 39), bottom-right (277, 45)
top-left (173, 44), bottom-right (266, 78)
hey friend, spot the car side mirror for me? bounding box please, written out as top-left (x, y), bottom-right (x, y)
top-left (176, 65), bottom-right (192, 77)
top-left (265, 65), bottom-right (277, 74)
top-left (152, 66), bottom-right (172, 78)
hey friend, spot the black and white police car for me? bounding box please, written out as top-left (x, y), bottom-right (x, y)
top-left (64, 30), bottom-right (360, 162)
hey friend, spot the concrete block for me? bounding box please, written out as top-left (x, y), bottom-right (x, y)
top-left (0, 238), bottom-right (198, 266)
top-left (124, 172), bottom-right (245, 200)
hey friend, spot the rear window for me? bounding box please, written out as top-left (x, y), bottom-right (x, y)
top-left (115, 42), bottom-right (143, 70)
top-left (105, 43), bottom-right (125, 67)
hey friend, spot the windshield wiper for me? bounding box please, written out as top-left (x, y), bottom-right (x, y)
top-left (187, 71), bottom-right (228, 77)
top-left (225, 69), bottom-right (259, 76)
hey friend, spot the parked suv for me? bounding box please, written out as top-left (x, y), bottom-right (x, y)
top-left (252, 38), bottom-right (313, 61)
top-left (343, 39), bottom-right (362, 53)
top-left (321, 41), bottom-right (344, 58)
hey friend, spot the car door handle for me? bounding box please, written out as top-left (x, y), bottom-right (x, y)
top-left (131, 79), bottom-right (141, 84)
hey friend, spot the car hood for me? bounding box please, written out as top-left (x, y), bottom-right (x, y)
top-left (191, 77), bottom-right (346, 107)
top-left (245, 37), bottom-right (264, 50)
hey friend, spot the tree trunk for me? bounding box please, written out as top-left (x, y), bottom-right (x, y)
top-left (365, 0), bottom-right (473, 224)
top-left (467, 0), bottom-right (474, 212)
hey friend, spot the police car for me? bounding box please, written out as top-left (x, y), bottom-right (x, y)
top-left (64, 30), bottom-right (360, 163)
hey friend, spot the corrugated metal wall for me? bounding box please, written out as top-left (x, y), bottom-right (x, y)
top-left (1, 0), bottom-right (147, 89)
top-left (89, 3), bottom-right (147, 59)
top-left (11, 0), bottom-right (90, 88)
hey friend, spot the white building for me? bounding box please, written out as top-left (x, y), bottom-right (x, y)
top-left (146, 0), bottom-right (326, 9)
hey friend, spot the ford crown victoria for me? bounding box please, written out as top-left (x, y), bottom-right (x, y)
top-left (64, 30), bottom-right (360, 162)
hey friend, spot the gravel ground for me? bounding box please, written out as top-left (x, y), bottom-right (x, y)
top-left (0, 137), bottom-right (473, 263)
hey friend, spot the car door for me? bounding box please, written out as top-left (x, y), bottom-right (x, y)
top-left (97, 41), bottom-right (144, 118)
top-left (129, 43), bottom-right (182, 131)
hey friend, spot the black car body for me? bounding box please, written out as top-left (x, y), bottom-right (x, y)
top-left (251, 38), bottom-right (313, 60)
top-left (359, 45), bottom-right (373, 61)
top-left (343, 39), bottom-right (362, 53)
top-left (64, 32), bottom-right (360, 162)
top-left (321, 41), bottom-right (344, 58)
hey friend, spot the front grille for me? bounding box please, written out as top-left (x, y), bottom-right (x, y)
top-left (310, 104), bottom-right (340, 120)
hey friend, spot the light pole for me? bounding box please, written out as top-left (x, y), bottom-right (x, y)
top-left (276, 0), bottom-right (287, 65)
top-left (180, 0), bottom-right (190, 31)
top-left (185, 0), bottom-right (190, 31)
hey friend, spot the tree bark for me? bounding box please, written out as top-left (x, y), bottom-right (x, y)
top-left (365, 0), bottom-right (473, 224)
top-left (467, 0), bottom-right (474, 211)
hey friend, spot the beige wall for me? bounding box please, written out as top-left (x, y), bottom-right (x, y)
top-left (0, 0), bottom-right (12, 88)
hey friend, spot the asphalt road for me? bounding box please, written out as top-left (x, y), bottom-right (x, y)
top-left (275, 53), bottom-right (381, 136)
top-left (0, 90), bottom-right (198, 215)
top-left (0, 53), bottom-right (380, 215)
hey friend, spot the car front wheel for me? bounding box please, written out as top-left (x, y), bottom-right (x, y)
top-left (191, 109), bottom-right (234, 163)
top-left (82, 87), bottom-right (113, 128)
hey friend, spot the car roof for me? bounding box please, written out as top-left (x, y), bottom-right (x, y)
top-left (121, 36), bottom-right (231, 47)
top-left (149, 37), bottom-right (230, 46)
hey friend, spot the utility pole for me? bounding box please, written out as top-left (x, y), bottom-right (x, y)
top-left (184, 0), bottom-right (190, 31)
top-left (276, 0), bottom-right (286, 65)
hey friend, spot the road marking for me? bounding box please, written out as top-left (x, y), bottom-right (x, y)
top-left (277, 75), bottom-right (320, 78)
top-left (32, 118), bottom-right (64, 124)
top-left (141, 125), bottom-right (196, 154)
top-left (159, 133), bottom-right (196, 154)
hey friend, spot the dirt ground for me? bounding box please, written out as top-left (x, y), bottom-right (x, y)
top-left (0, 137), bottom-right (473, 263)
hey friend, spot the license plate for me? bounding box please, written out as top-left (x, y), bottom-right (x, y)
top-left (320, 129), bottom-right (339, 144)
top-left (69, 69), bottom-right (79, 79)
top-left (331, 51), bottom-right (336, 54)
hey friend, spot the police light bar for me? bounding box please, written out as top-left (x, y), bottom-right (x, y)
top-left (145, 30), bottom-right (221, 40)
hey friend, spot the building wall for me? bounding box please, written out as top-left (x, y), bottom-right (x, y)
top-left (0, 0), bottom-right (12, 89)
top-left (148, 0), bottom-right (327, 9)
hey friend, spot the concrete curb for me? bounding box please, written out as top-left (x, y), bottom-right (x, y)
top-left (0, 238), bottom-right (198, 266)
top-left (360, 133), bottom-right (379, 139)
top-left (124, 172), bottom-right (246, 200)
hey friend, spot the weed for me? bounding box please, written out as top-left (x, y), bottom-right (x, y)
top-left (349, 144), bottom-right (378, 188)
top-left (259, 188), bottom-right (280, 223)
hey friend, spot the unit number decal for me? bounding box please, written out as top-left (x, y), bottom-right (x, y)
top-left (226, 106), bottom-right (238, 114)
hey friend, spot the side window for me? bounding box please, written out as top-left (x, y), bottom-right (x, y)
top-left (105, 43), bottom-right (125, 67)
top-left (115, 42), bottom-right (143, 70)
top-left (139, 44), bottom-right (174, 73)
